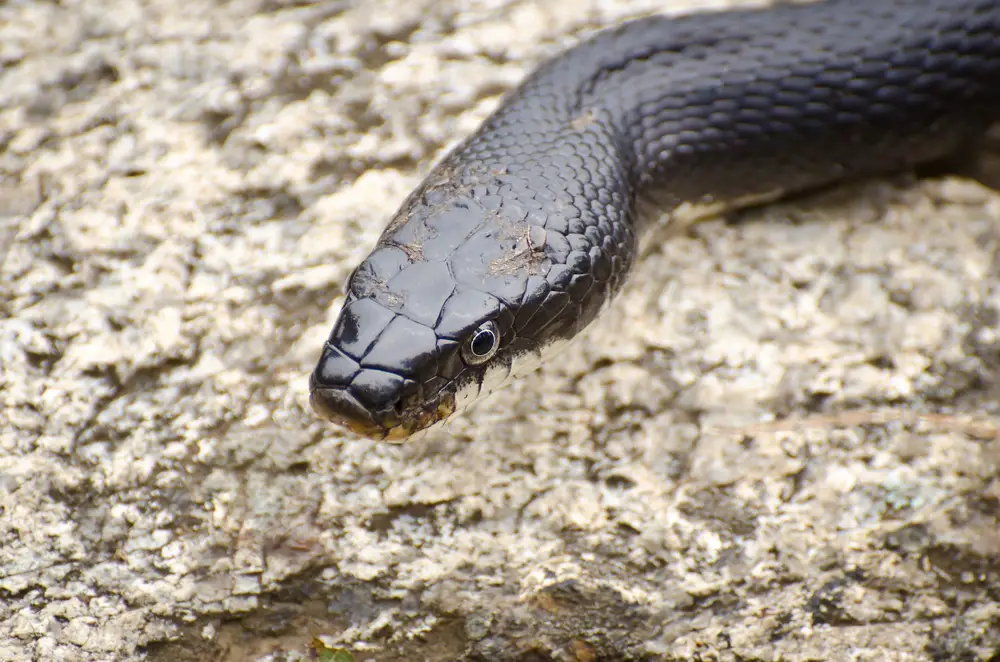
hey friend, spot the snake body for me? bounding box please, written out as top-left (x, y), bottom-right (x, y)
top-left (310, 0), bottom-right (1000, 440)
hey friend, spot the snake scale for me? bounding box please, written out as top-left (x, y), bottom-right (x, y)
top-left (309, 0), bottom-right (1000, 440)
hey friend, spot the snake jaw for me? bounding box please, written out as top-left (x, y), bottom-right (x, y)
top-left (308, 386), bottom-right (389, 438)
top-left (309, 365), bottom-right (459, 441)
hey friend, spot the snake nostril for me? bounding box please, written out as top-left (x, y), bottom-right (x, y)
top-left (400, 379), bottom-right (422, 408)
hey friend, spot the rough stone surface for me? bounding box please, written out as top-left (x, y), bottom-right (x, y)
top-left (2, 0), bottom-right (999, 660)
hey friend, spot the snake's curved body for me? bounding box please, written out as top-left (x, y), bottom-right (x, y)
top-left (311, 0), bottom-right (1000, 440)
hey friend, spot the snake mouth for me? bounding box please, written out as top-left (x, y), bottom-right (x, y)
top-left (310, 385), bottom-right (456, 442)
top-left (309, 387), bottom-right (388, 438)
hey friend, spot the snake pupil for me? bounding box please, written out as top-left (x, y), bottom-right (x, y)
top-left (471, 330), bottom-right (494, 356)
top-left (462, 320), bottom-right (500, 365)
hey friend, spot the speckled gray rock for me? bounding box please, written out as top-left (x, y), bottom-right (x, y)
top-left (1, 0), bottom-right (999, 661)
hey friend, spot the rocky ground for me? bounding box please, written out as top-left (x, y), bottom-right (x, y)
top-left (2, 0), bottom-right (999, 660)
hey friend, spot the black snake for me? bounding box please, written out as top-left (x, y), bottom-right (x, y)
top-left (310, 0), bottom-right (1000, 440)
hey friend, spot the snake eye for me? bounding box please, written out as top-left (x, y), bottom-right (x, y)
top-left (461, 320), bottom-right (500, 365)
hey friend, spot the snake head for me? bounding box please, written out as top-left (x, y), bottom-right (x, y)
top-left (310, 171), bottom-right (633, 440)
top-left (309, 269), bottom-right (518, 441)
